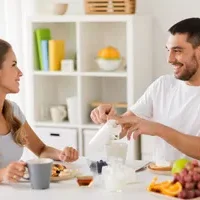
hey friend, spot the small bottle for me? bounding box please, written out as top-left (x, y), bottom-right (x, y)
top-left (89, 120), bottom-right (122, 152)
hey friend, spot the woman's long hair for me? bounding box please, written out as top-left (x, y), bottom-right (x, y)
top-left (0, 39), bottom-right (26, 146)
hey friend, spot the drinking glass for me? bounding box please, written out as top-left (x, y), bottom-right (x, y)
top-left (105, 142), bottom-right (128, 164)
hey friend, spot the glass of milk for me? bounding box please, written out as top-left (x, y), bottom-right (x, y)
top-left (102, 159), bottom-right (127, 192)
top-left (105, 142), bottom-right (128, 164)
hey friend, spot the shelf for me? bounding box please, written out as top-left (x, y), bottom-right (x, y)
top-left (34, 121), bottom-right (79, 128)
top-left (25, 15), bottom-right (153, 159)
top-left (90, 101), bottom-right (127, 108)
top-left (80, 71), bottom-right (127, 77)
top-left (34, 121), bottom-right (101, 129)
top-left (34, 121), bottom-right (101, 130)
top-left (33, 71), bottom-right (126, 77)
top-left (30, 15), bottom-right (134, 23)
top-left (34, 71), bottom-right (78, 76)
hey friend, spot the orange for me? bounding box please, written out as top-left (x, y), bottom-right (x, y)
top-left (147, 178), bottom-right (171, 192)
top-left (147, 177), bottom-right (158, 191)
top-left (161, 182), bottom-right (182, 197)
top-left (97, 46), bottom-right (120, 59)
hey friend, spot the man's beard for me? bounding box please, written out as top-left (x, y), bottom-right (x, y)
top-left (173, 56), bottom-right (198, 81)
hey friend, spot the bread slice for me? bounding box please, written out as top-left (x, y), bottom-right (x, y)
top-left (148, 163), bottom-right (172, 171)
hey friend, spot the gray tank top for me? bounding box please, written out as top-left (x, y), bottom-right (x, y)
top-left (0, 101), bottom-right (26, 168)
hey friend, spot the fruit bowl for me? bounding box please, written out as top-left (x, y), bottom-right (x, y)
top-left (95, 58), bottom-right (124, 71)
top-left (147, 160), bottom-right (200, 199)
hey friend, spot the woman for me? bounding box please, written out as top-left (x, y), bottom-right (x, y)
top-left (0, 39), bottom-right (79, 183)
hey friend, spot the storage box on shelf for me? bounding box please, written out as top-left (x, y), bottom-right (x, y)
top-left (84, 0), bottom-right (136, 14)
top-left (24, 15), bottom-right (152, 159)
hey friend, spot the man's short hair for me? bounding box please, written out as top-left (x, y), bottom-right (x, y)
top-left (168, 18), bottom-right (200, 48)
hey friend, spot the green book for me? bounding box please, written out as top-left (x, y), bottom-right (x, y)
top-left (34, 28), bottom-right (51, 70)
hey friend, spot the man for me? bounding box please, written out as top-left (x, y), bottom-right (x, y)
top-left (90, 18), bottom-right (200, 161)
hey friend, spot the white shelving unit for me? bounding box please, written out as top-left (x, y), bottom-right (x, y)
top-left (24, 14), bottom-right (152, 160)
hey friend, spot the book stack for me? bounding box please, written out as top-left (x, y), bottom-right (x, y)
top-left (35, 28), bottom-right (65, 71)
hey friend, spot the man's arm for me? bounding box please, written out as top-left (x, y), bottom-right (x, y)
top-left (156, 123), bottom-right (200, 160)
top-left (119, 111), bottom-right (136, 138)
top-left (116, 114), bottom-right (200, 159)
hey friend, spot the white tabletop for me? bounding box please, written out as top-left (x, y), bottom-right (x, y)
top-left (0, 157), bottom-right (172, 199)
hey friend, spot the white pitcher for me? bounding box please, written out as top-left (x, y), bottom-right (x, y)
top-left (88, 120), bottom-right (122, 152)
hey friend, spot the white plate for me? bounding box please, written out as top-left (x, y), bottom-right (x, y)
top-left (150, 191), bottom-right (200, 200)
top-left (50, 169), bottom-right (80, 182)
top-left (147, 164), bottom-right (172, 176)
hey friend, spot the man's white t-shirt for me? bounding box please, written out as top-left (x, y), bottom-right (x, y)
top-left (130, 74), bottom-right (200, 161)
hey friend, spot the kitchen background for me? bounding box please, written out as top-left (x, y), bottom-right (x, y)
top-left (0, 0), bottom-right (199, 161)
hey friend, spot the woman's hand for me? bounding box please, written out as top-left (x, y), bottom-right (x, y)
top-left (1, 161), bottom-right (26, 183)
top-left (110, 115), bottom-right (160, 140)
top-left (59, 147), bottom-right (79, 162)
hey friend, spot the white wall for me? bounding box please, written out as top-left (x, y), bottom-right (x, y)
top-left (138, 0), bottom-right (200, 79)
top-left (1, 0), bottom-right (200, 108)
top-left (0, 0), bottom-right (5, 38)
top-left (0, 0), bottom-right (26, 111)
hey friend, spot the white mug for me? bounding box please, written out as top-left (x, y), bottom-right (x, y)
top-left (50, 106), bottom-right (67, 122)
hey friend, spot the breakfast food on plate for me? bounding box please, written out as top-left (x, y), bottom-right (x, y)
top-left (147, 160), bottom-right (200, 199)
top-left (51, 163), bottom-right (67, 177)
top-left (149, 162), bottom-right (172, 171)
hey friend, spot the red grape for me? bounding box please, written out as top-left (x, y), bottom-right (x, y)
top-left (186, 162), bottom-right (194, 171)
top-left (193, 173), bottom-right (200, 182)
top-left (197, 182), bottom-right (200, 190)
top-left (175, 174), bottom-right (181, 182)
top-left (194, 189), bottom-right (200, 197)
top-left (179, 180), bottom-right (185, 188)
top-left (180, 168), bottom-right (188, 176)
top-left (192, 160), bottom-right (199, 167)
top-left (188, 170), bottom-right (194, 176)
top-left (176, 175), bottom-right (185, 186)
top-left (187, 190), bottom-right (195, 199)
top-left (184, 174), bottom-right (192, 183)
top-left (185, 182), bottom-right (195, 190)
top-left (178, 190), bottom-right (187, 199)
top-left (193, 167), bottom-right (200, 173)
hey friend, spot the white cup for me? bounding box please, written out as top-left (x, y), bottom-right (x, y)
top-left (105, 142), bottom-right (128, 164)
top-left (50, 106), bottom-right (67, 122)
top-left (66, 96), bottom-right (78, 124)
